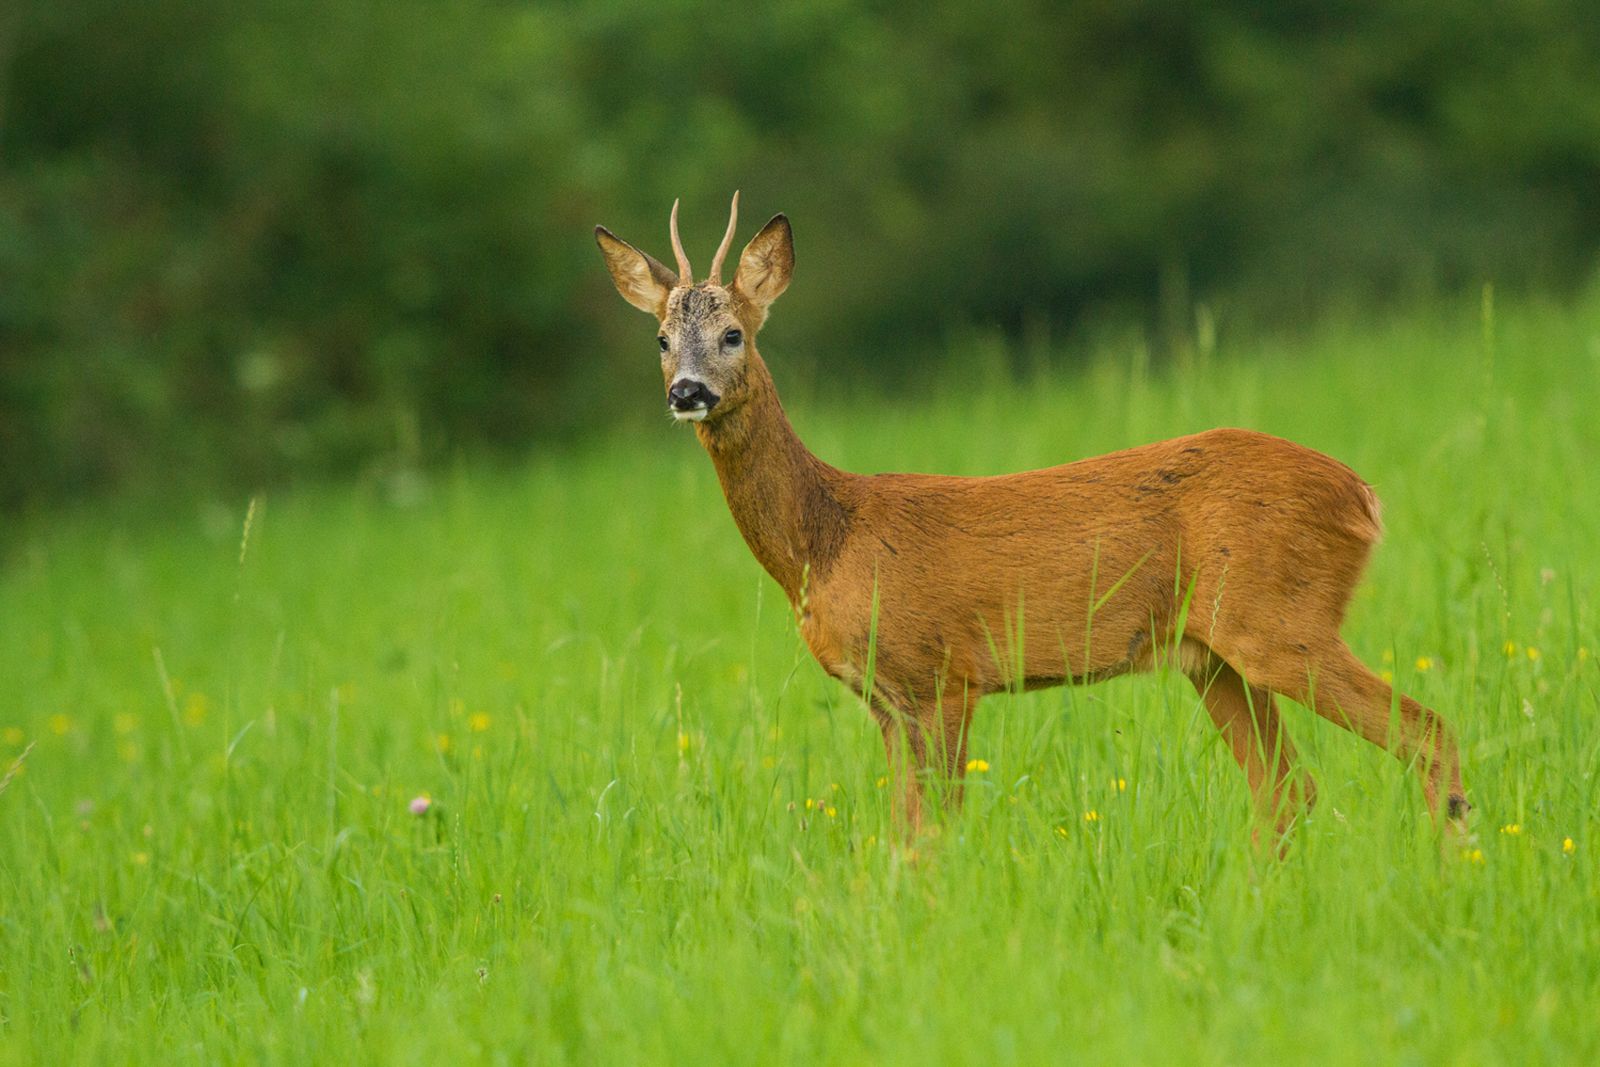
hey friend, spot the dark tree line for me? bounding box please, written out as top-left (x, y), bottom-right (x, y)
top-left (3, 0), bottom-right (1598, 504)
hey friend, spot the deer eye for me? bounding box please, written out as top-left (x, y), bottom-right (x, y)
top-left (723, 329), bottom-right (743, 347)
top-left (658, 335), bottom-right (669, 352)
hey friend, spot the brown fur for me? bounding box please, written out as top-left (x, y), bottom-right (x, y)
top-left (596, 201), bottom-right (1468, 840)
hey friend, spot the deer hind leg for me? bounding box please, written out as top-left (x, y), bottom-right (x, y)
top-left (1187, 651), bottom-right (1315, 840)
top-left (1262, 640), bottom-right (1467, 827)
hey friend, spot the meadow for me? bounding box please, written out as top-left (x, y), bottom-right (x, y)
top-left (2, 290), bottom-right (1598, 1064)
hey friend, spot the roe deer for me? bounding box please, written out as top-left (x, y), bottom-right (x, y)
top-left (595, 193), bottom-right (1468, 839)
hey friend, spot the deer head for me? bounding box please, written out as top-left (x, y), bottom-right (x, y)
top-left (595, 192), bottom-right (794, 423)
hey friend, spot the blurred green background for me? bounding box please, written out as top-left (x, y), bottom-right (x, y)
top-left (3, 0), bottom-right (1598, 507)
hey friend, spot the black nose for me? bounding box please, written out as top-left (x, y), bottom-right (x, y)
top-left (668, 378), bottom-right (718, 411)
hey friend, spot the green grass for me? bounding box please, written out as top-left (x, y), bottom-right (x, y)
top-left (3, 290), bottom-right (1599, 1064)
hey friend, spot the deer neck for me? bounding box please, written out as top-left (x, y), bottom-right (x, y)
top-left (695, 353), bottom-right (851, 604)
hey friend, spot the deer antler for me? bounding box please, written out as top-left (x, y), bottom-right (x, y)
top-left (708, 190), bottom-right (740, 285)
top-left (669, 199), bottom-right (694, 285)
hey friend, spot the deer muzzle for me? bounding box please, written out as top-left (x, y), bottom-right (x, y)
top-left (668, 378), bottom-right (719, 421)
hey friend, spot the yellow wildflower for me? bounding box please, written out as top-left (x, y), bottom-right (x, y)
top-left (1563, 837), bottom-right (1576, 855)
top-left (1054, 826), bottom-right (1069, 839)
top-left (183, 693), bottom-right (208, 726)
top-left (1500, 823), bottom-right (1522, 836)
top-left (1579, 647), bottom-right (1590, 662)
top-left (876, 776), bottom-right (888, 788)
top-left (825, 806), bottom-right (838, 818)
top-left (1114, 777), bottom-right (1127, 792)
top-left (48, 714), bottom-right (72, 736)
top-left (468, 713), bottom-right (491, 733)
top-left (434, 733), bottom-right (452, 754)
top-left (1465, 848), bottom-right (1485, 865)
top-left (1526, 646), bottom-right (1541, 662)
top-left (1503, 640), bottom-right (1518, 657)
top-left (1381, 670), bottom-right (1395, 684)
top-left (804, 797), bottom-right (815, 811)
top-left (966, 758), bottom-right (990, 773)
top-left (1083, 810), bottom-right (1100, 823)
top-left (1415, 656), bottom-right (1433, 672)
top-left (132, 852), bottom-right (150, 866)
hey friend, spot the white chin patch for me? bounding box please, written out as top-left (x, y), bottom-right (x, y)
top-left (671, 408), bottom-right (709, 423)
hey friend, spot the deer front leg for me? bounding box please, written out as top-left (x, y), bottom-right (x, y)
top-left (869, 694), bottom-right (931, 837)
top-left (934, 686), bottom-right (980, 810)
top-left (870, 687), bottom-right (980, 837)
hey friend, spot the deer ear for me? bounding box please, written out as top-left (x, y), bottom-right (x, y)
top-left (595, 226), bottom-right (677, 316)
top-left (733, 214), bottom-right (793, 312)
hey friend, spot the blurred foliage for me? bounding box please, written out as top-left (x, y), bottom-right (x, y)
top-left (2, 0), bottom-right (1599, 504)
